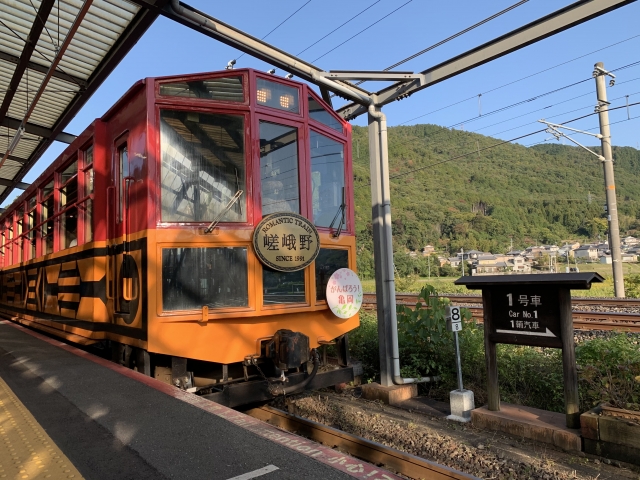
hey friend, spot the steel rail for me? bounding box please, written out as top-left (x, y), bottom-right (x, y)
top-left (245, 405), bottom-right (479, 480)
top-left (364, 292), bottom-right (640, 307)
top-left (362, 294), bottom-right (640, 332)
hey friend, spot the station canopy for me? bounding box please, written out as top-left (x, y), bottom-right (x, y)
top-left (0, 0), bottom-right (166, 205)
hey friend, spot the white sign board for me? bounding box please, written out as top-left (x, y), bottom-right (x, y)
top-left (446, 306), bottom-right (463, 332)
top-left (326, 268), bottom-right (363, 319)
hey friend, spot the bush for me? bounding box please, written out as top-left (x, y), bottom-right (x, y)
top-left (347, 284), bottom-right (640, 412)
top-left (396, 285), bottom-right (473, 378)
top-left (625, 274), bottom-right (640, 298)
top-left (577, 334), bottom-right (640, 411)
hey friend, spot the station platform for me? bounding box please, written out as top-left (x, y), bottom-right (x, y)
top-left (0, 321), bottom-right (400, 480)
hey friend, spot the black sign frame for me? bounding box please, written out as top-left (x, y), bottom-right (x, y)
top-left (455, 273), bottom-right (604, 429)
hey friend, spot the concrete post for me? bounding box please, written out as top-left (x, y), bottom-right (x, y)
top-left (594, 62), bottom-right (625, 297)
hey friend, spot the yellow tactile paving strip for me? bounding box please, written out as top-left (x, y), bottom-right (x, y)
top-left (0, 377), bottom-right (84, 479)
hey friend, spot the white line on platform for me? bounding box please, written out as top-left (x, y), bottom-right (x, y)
top-left (226, 465), bottom-right (280, 480)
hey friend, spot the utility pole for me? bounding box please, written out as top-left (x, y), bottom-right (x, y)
top-left (594, 62), bottom-right (625, 297)
top-left (461, 248), bottom-right (465, 276)
top-left (538, 61), bottom-right (625, 296)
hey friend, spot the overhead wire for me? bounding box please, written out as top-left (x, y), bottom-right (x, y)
top-left (311, 0), bottom-right (413, 63)
top-left (359, 69), bottom-right (640, 183)
top-left (296, 0), bottom-right (382, 56)
top-left (356, 101), bottom-right (640, 188)
top-left (236, 0), bottom-right (312, 61)
top-left (474, 75), bottom-right (640, 136)
top-left (359, 0), bottom-right (529, 83)
top-left (397, 33), bottom-right (640, 126)
top-left (486, 87), bottom-right (640, 138)
top-left (446, 59), bottom-right (640, 129)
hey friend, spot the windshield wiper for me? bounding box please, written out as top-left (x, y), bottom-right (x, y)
top-left (329, 187), bottom-right (346, 238)
top-left (205, 190), bottom-right (244, 233)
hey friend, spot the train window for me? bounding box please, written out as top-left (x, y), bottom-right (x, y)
top-left (85, 145), bottom-right (93, 166)
top-left (42, 180), bottom-right (54, 199)
top-left (83, 167), bottom-right (94, 243)
top-left (60, 208), bottom-right (77, 249)
top-left (15, 207), bottom-right (23, 263)
top-left (160, 110), bottom-right (246, 223)
top-left (26, 196), bottom-right (37, 260)
top-left (118, 144), bottom-right (128, 223)
top-left (41, 183), bottom-right (54, 255)
top-left (5, 219), bottom-right (13, 264)
top-left (263, 268), bottom-right (305, 305)
top-left (60, 162), bottom-right (78, 208)
top-left (260, 121), bottom-right (299, 216)
top-left (161, 247), bottom-right (248, 311)
top-left (310, 131), bottom-right (345, 228)
top-left (60, 161), bottom-right (77, 185)
top-left (308, 96), bottom-right (343, 132)
top-left (59, 161), bottom-right (78, 249)
top-left (160, 76), bottom-right (244, 102)
top-left (315, 249), bottom-right (349, 301)
top-left (256, 78), bottom-right (299, 113)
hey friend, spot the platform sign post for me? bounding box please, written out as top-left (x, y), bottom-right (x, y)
top-left (455, 273), bottom-right (604, 429)
top-left (446, 306), bottom-right (464, 391)
top-left (446, 305), bottom-right (475, 423)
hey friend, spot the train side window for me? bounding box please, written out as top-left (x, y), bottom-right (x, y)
top-left (77, 145), bottom-right (94, 245)
top-left (315, 249), bottom-right (349, 301)
top-left (160, 110), bottom-right (246, 223)
top-left (161, 247), bottom-right (249, 311)
top-left (263, 268), bottom-right (305, 305)
top-left (309, 131), bottom-right (345, 228)
top-left (260, 121), bottom-right (299, 216)
top-left (41, 180), bottom-right (54, 255)
top-left (26, 196), bottom-right (37, 260)
top-left (6, 218), bottom-right (13, 265)
top-left (308, 95), bottom-right (343, 132)
top-left (83, 165), bottom-right (94, 243)
top-left (59, 160), bottom-right (78, 249)
top-left (118, 144), bottom-right (128, 224)
top-left (15, 207), bottom-right (23, 263)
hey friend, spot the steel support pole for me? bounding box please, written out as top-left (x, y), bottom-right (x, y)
top-left (368, 108), bottom-right (394, 386)
top-left (595, 62), bottom-right (625, 297)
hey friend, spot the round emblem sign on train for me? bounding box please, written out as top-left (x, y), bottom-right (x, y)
top-left (253, 212), bottom-right (320, 272)
top-left (326, 268), bottom-right (363, 319)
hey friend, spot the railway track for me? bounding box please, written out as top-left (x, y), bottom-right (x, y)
top-left (246, 405), bottom-right (476, 480)
top-left (362, 293), bottom-right (640, 332)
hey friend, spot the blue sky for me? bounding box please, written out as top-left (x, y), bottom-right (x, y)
top-left (19, 0), bottom-right (640, 190)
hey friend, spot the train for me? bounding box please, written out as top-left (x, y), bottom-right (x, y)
top-left (0, 69), bottom-right (360, 406)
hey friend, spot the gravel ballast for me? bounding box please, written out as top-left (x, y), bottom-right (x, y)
top-left (275, 392), bottom-right (640, 480)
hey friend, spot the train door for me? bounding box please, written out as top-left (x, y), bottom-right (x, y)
top-left (107, 137), bottom-right (138, 325)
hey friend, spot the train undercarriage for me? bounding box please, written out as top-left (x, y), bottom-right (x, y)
top-left (110, 331), bottom-right (357, 407)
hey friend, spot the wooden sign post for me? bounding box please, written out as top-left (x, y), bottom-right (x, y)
top-left (455, 273), bottom-right (604, 429)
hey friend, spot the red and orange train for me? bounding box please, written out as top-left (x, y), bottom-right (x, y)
top-left (0, 69), bottom-right (359, 406)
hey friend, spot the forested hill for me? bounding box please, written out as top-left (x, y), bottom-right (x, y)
top-left (351, 124), bottom-right (640, 278)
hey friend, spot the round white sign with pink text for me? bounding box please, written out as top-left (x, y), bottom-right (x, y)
top-left (326, 268), bottom-right (363, 319)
